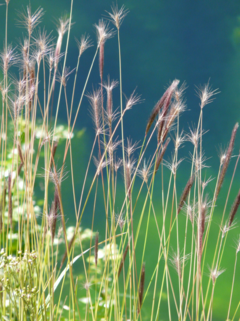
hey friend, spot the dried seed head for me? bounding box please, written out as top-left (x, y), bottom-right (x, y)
top-left (125, 89), bottom-right (143, 110)
top-left (186, 126), bottom-right (207, 148)
top-left (174, 81), bottom-right (187, 102)
top-left (236, 237), bottom-right (240, 253)
top-left (0, 45), bottom-right (18, 75)
top-left (209, 266), bottom-right (225, 284)
top-left (228, 189), bottom-right (240, 227)
top-left (138, 263), bottom-right (145, 315)
top-left (75, 34), bottom-right (92, 56)
top-left (221, 222), bottom-right (236, 238)
top-left (86, 89), bottom-right (102, 134)
top-left (215, 123), bottom-right (239, 200)
top-left (202, 176), bottom-right (214, 192)
top-left (137, 159), bottom-right (152, 184)
top-left (102, 76), bottom-right (118, 123)
top-left (125, 138), bottom-right (139, 158)
top-left (95, 19), bottom-right (114, 46)
top-left (44, 166), bottom-right (68, 189)
top-left (170, 251), bottom-right (189, 280)
top-left (93, 156), bottom-right (110, 175)
top-left (124, 158), bottom-right (136, 199)
top-left (56, 66), bottom-right (75, 87)
top-left (183, 203), bottom-right (195, 225)
top-left (154, 138), bottom-right (170, 175)
top-left (146, 80), bottom-right (179, 137)
top-left (115, 212), bottom-right (125, 230)
top-left (55, 17), bottom-right (70, 68)
top-left (161, 101), bottom-right (186, 142)
top-left (196, 81), bottom-right (219, 109)
top-left (114, 158), bottom-right (122, 172)
top-left (104, 137), bottom-right (121, 164)
top-left (163, 157), bottom-right (183, 175)
top-left (18, 6), bottom-right (44, 36)
top-left (177, 175), bottom-right (194, 215)
top-left (33, 28), bottom-right (53, 59)
top-left (107, 4), bottom-right (129, 30)
top-left (174, 131), bottom-right (185, 152)
top-left (194, 153), bottom-right (210, 172)
top-left (57, 17), bottom-right (70, 39)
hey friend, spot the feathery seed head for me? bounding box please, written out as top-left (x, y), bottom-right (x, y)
top-left (221, 222), bottom-right (236, 238)
top-left (103, 137), bottom-right (121, 164)
top-left (47, 51), bottom-right (64, 71)
top-left (196, 81), bottom-right (219, 109)
top-left (33, 28), bottom-right (53, 58)
top-left (102, 76), bottom-right (118, 122)
top-left (137, 159), bottom-right (152, 183)
top-left (20, 38), bottom-right (29, 66)
top-left (57, 17), bottom-right (70, 38)
top-left (56, 66), bottom-right (75, 87)
top-left (183, 203), bottom-right (195, 225)
top-left (18, 6), bottom-right (44, 36)
top-left (95, 19), bottom-right (114, 46)
top-left (86, 89), bottom-right (102, 134)
top-left (125, 157), bottom-right (136, 198)
top-left (186, 126), bottom-right (207, 148)
top-left (202, 176), bottom-right (214, 192)
top-left (194, 153), bottom-right (210, 172)
top-left (174, 131), bottom-right (185, 151)
top-left (115, 212), bottom-right (125, 230)
top-left (54, 17), bottom-right (70, 67)
top-left (107, 4), bottom-right (129, 30)
top-left (75, 35), bottom-right (92, 56)
top-left (236, 237), bottom-right (240, 253)
top-left (114, 158), bottom-right (122, 172)
top-left (0, 45), bottom-right (18, 75)
top-left (209, 266), bottom-right (225, 284)
top-left (174, 81), bottom-right (187, 102)
top-left (93, 156), bottom-right (110, 175)
top-left (170, 251), bottom-right (189, 279)
top-left (44, 166), bottom-right (68, 189)
top-left (163, 157), bottom-right (183, 175)
top-left (125, 138), bottom-right (139, 158)
top-left (125, 89), bottom-right (143, 110)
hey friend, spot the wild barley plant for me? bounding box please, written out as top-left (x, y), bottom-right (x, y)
top-left (0, 0), bottom-right (239, 320)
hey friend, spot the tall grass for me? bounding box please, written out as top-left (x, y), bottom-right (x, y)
top-left (0, 1), bottom-right (240, 320)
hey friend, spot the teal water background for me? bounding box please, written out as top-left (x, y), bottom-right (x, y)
top-left (1, 0), bottom-right (240, 320)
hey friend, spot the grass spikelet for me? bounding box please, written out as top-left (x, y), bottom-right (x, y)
top-left (138, 263), bottom-right (145, 315)
top-left (145, 80), bottom-right (178, 137)
top-left (157, 79), bottom-right (180, 142)
top-left (215, 122), bottom-right (239, 200)
top-left (177, 175), bottom-right (195, 214)
top-left (228, 189), bottom-right (240, 227)
top-left (154, 137), bottom-right (170, 175)
top-left (118, 243), bottom-right (129, 277)
top-left (87, 89), bottom-right (102, 134)
top-left (48, 188), bottom-right (59, 243)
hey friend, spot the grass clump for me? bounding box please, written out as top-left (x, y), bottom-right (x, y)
top-left (0, 1), bottom-right (240, 320)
